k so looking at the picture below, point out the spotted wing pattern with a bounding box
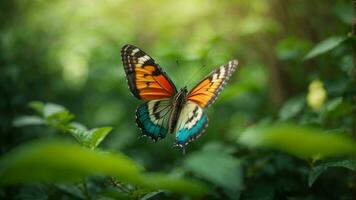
[187,60,238,108]
[174,102,208,147]
[121,44,177,100]
[136,99,173,141]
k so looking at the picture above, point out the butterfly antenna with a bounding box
[183,63,209,88]
[175,59,185,87]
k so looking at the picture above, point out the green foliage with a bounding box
[308,159,356,187]
[0,139,208,197]
[239,124,356,158]
[278,96,305,121]
[5,101,210,198]
[0,140,143,184]
[14,102,77,132]
[70,127,112,149]
[184,144,242,191]
[1,0,356,199]
[303,36,346,60]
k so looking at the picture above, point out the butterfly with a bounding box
[121,44,238,151]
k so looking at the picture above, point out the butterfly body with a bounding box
[168,87,187,134]
[121,44,238,149]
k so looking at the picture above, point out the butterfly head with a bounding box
[173,86,188,104]
[181,86,188,94]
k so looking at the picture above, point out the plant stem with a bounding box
[109,176,131,193]
[82,178,91,200]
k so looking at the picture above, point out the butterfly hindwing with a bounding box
[136,99,173,141]
[121,44,177,100]
[187,60,238,108]
[174,101,208,147]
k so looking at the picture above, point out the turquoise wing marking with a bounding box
[175,102,208,147]
[136,99,172,141]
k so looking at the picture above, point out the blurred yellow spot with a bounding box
[307,80,326,111]
[61,54,88,88]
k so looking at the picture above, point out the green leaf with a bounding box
[238,124,356,158]
[279,96,305,120]
[320,97,353,120]
[308,159,356,187]
[13,116,44,127]
[69,122,88,131]
[139,191,163,200]
[303,36,346,60]
[0,139,143,184]
[28,101,45,115]
[0,139,208,197]
[276,37,311,60]
[184,148,242,191]
[138,173,209,197]
[70,127,113,149]
[99,189,131,200]
[43,103,67,118]
[44,111,75,133]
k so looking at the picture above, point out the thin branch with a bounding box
[108,176,131,194]
[81,178,91,200]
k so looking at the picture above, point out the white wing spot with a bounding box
[212,73,218,81]
[138,55,150,64]
[219,66,225,78]
[131,48,139,56]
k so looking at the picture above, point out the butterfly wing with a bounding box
[174,101,208,147]
[136,99,173,141]
[187,60,238,108]
[121,44,177,100]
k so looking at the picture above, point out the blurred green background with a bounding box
[1,0,355,199]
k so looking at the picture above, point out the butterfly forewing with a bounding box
[121,44,177,100]
[187,60,238,108]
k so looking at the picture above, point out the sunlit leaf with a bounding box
[184,149,242,191]
[69,122,88,131]
[308,159,356,187]
[43,103,67,118]
[13,116,44,127]
[0,139,143,185]
[238,124,356,158]
[0,139,208,197]
[70,127,113,149]
[303,36,346,60]
[28,101,45,115]
[46,111,75,124]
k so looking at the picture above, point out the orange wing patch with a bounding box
[121,45,177,100]
[187,60,238,108]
